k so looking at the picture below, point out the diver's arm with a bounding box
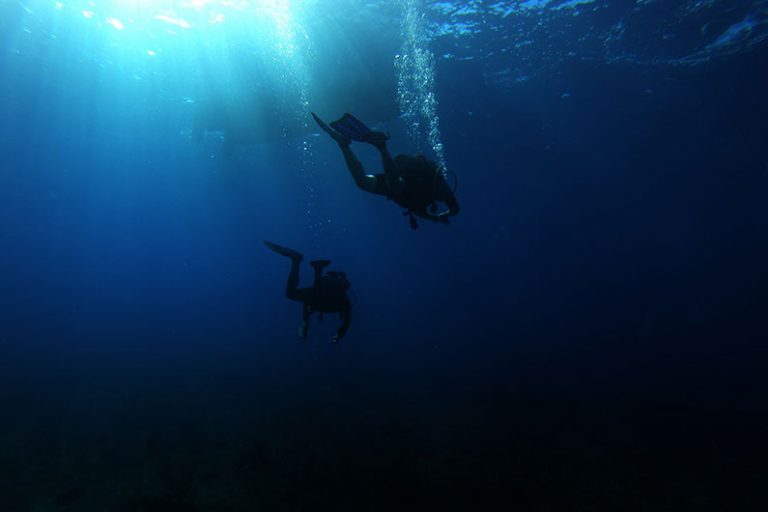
[411,179,460,224]
[442,187,460,217]
[339,144,381,194]
[333,302,351,343]
[439,176,460,216]
[432,177,460,223]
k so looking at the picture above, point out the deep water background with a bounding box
[1,1,767,511]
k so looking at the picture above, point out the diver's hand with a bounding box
[433,213,450,225]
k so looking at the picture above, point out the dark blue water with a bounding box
[1,1,767,510]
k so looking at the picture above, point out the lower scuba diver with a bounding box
[311,112,460,229]
[264,241,352,343]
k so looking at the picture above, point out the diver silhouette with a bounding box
[312,112,460,229]
[264,241,352,343]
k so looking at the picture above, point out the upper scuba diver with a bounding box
[264,241,352,343]
[311,112,460,229]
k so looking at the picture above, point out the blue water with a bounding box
[2,1,767,510]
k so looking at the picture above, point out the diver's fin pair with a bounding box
[330,113,373,142]
[311,112,376,143]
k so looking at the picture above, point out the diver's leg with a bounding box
[338,145,385,194]
[298,304,311,339]
[285,258,303,301]
[369,139,403,193]
[371,138,396,175]
[264,241,305,300]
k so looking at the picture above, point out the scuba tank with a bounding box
[393,155,453,229]
[313,271,351,312]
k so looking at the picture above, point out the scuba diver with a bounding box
[312,112,460,229]
[264,241,352,343]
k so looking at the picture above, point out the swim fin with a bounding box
[312,112,351,146]
[310,259,332,270]
[264,240,303,262]
[329,113,374,142]
[311,112,334,136]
